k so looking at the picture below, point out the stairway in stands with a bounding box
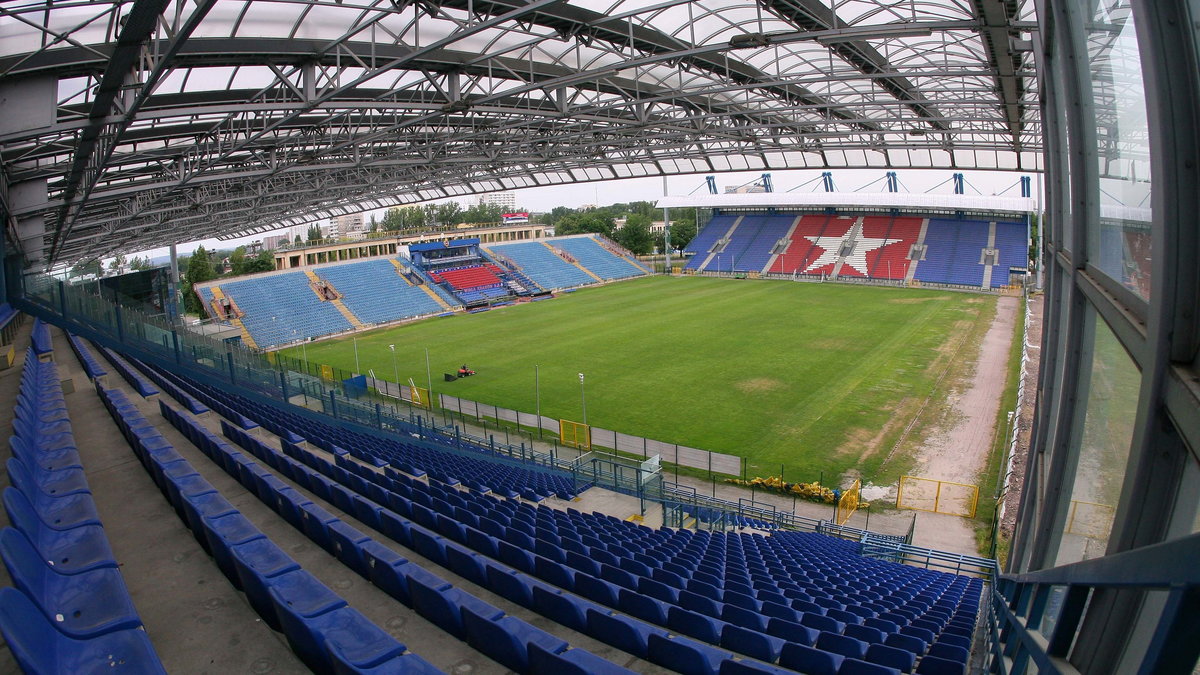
[209,285,258,349]
[302,269,365,329]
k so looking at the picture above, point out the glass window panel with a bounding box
[1055,309,1140,566]
[1087,0,1152,301]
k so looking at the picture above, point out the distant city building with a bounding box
[480,192,517,209]
[332,213,365,237]
[262,234,289,250]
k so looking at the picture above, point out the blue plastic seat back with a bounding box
[312,606,406,671]
[721,604,767,632]
[7,457,90,497]
[0,587,166,675]
[8,486,102,531]
[586,608,658,658]
[409,575,469,638]
[936,633,972,650]
[717,658,796,674]
[0,528,143,639]
[531,586,588,632]
[841,658,903,675]
[817,631,868,659]
[666,606,726,645]
[866,643,917,673]
[5,492,115,575]
[720,624,785,662]
[885,632,928,655]
[328,521,371,578]
[845,623,888,645]
[618,587,669,625]
[914,655,965,675]
[268,569,348,619]
[779,642,844,675]
[463,608,569,673]
[528,640,636,675]
[766,616,818,646]
[647,632,733,675]
[927,643,970,664]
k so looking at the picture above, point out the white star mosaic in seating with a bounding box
[803,231,892,275]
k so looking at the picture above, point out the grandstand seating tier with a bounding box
[486,242,597,290]
[315,259,444,326]
[555,236,646,281]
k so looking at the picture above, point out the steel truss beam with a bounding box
[0,0,1038,266]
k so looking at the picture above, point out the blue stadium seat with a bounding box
[647,632,733,675]
[360,541,413,605]
[486,564,535,607]
[817,631,868,659]
[274,600,405,674]
[6,456,90,497]
[532,586,589,632]
[527,641,636,675]
[765,616,818,645]
[445,546,488,586]
[0,528,142,639]
[717,659,797,675]
[779,642,845,675]
[329,521,372,577]
[409,575,502,639]
[618,587,670,625]
[586,608,664,658]
[298,502,340,553]
[846,624,887,645]
[230,537,302,630]
[4,485,101,531]
[667,606,727,644]
[4,488,115,575]
[841,658,902,675]
[885,632,929,656]
[935,634,972,650]
[719,624,785,662]
[201,512,267,587]
[926,643,970,664]
[0,587,166,675]
[866,643,917,673]
[914,655,965,675]
[721,604,767,632]
[462,607,570,672]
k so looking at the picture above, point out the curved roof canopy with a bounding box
[0,0,1038,267]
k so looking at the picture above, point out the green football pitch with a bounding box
[283,276,995,484]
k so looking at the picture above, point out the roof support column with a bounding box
[0,76,55,269]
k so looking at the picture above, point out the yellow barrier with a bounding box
[559,419,591,450]
[896,475,979,518]
[836,479,861,526]
[1065,500,1115,539]
[320,364,335,381]
[410,385,432,409]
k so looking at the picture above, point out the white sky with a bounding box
[135,167,1041,262]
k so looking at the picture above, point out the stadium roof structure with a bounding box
[656,191,1037,215]
[0,0,1039,268]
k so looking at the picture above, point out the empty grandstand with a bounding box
[193,234,651,349]
[675,195,1030,290]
